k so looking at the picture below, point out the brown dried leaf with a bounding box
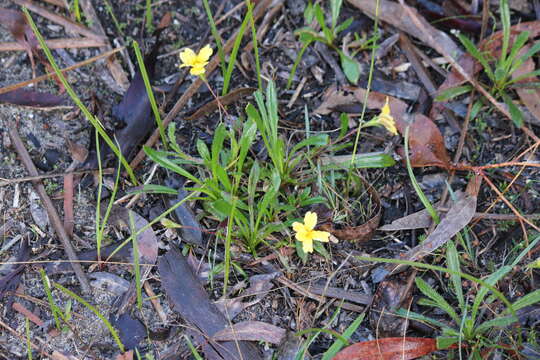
[158,246,262,359]
[105,206,158,264]
[347,0,461,59]
[400,113,451,169]
[333,337,440,360]
[213,321,286,345]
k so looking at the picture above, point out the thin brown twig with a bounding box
[0,168,114,187]
[0,47,124,95]
[7,123,91,293]
[0,37,105,51]
[480,171,540,232]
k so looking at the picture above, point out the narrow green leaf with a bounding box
[435,85,473,102]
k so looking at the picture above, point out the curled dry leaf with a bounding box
[333,337,441,360]
[511,43,540,125]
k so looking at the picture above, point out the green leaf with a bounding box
[290,134,329,156]
[415,277,460,323]
[436,336,459,349]
[128,184,178,195]
[339,113,349,138]
[322,313,365,360]
[304,1,314,23]
[340,53,360,84]
[471,265,512,321]
[502,93,523,127]
[446,241,464,309]
[458,34,495,82]
[330,0,343,30]
[435,85,473,102]
[474,315,518,335]
[144,146,200,185]
[510,289,540,311]
[322,153,395,170]
[335,17,353,35]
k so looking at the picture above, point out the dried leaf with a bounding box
[382,178,479,277]
[333,337,440,360]
[158,246,262,359]
[63,173,74,237]
[165,177,203,247]
[400,113,451,169]
[347,0,461,59]
[0,88,67,107]
[213,321,286,345]
[105,206,158,264]
[512,43,540,125]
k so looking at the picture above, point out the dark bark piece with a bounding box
[158,246,262,360]
[0,238,29,308]
[165,177,204,247]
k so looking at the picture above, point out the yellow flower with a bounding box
[292,211,330,253]
[179,44,213,76]
[378,97,398,135]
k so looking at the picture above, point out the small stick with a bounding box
[0,47,124,95]
[8,123,91,293]
[0,168,113,187]
[0,37,105,51]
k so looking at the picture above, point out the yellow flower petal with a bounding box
[292,222,306,232]
[379,115,398,135]
[179,48,196,67]
[295,230,310,243]
[303,211,317,230]
[311,230,330,242]
[197,44,213,62]
[190,65,206,76]
[381,97,391,116]
[302,238,314,253]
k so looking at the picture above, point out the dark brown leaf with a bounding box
[346,0,462,59]
[0,88,67,107]
[213,321,286,344]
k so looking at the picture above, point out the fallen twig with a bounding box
[0,47,124,96]
[8,123,91,293]
[0,37,105,51]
